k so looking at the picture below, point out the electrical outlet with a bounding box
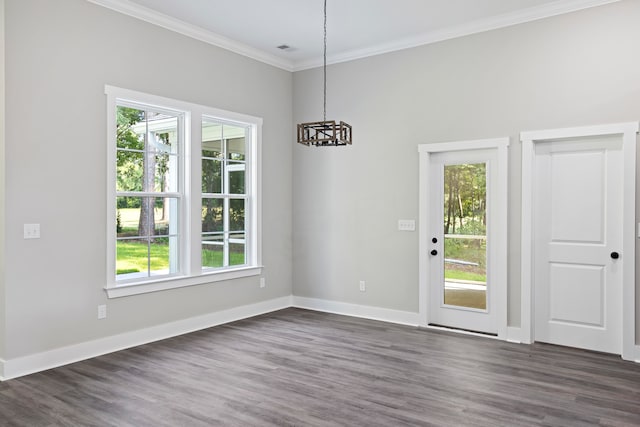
[98,305,107,319]
[260,278,266,288]
[359,280,366,292]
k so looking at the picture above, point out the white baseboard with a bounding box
[1,296,292,381]
[506,326,522,343]
[3,295,635,381]
[292,296,420,326]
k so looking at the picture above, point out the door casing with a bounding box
[520,122,638,360]
[419,138,509,339]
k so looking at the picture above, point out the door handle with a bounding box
[430,250,438,256]
[432,237,438,243]
[611,251,620,259]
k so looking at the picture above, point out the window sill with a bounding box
[104,266,263,298]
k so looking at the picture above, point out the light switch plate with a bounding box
[398,219,415,231]
[24,223,41,239]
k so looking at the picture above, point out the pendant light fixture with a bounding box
[297,0,352,146]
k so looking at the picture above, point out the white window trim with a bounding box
[105,85,262,298]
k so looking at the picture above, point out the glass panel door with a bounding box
[442,163,487,310]
[424,143,506,336]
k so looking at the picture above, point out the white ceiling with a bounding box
[90,0,618,71]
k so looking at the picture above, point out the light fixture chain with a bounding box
[296,0,351,146]
[323,0,327,122]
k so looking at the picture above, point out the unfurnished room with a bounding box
[0,0,640,425]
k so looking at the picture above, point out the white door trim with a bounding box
[418,138,509,340]
[520,122,638,360]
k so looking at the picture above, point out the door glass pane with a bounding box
[443,163,487,310]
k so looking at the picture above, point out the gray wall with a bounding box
[3,0,292,359]
[292,0,640,332]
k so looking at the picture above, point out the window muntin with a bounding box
[201,120,248,270]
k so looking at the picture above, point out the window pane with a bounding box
[116,196,144,238]
[202,159,222,194]
[228,162,245,194]
[116,107,145,150]
[117,238,149,278]
[153,197,179,236]
[117,151,143,192]
[116,234,179,280]
[202,234,223,268]
[202,140,223,158]
[116,235,179,280]
[119,196,178,239]
[117,109,180,195]
[229,232,245,266]
[118,153,178,193]
[138,197,156,238]
[116,236,177,279]
[202,121,223,158]
[146,114,179,154]
[149,237,171,277]
[227,137,246,161]
[229,199,245,232]
[153,153,178,192]
[134,152,178,194]
[202,198,223,232]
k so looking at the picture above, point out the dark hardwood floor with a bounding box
[1,308,639,426]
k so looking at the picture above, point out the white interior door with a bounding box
[427,148,501,335]
[533,136,623,353]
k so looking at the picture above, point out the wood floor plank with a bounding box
[1,308,640,426]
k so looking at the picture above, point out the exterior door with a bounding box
[533,135,623,353]
[426,147,504,335]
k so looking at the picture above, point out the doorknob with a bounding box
[432,237,438,243]
[611,252,620,259]
[430,250,438,256]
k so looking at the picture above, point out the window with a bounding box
[115,105,182,281]
[201,120,248,269]
[106,86,262,298]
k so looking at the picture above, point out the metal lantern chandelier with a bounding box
[297,0,352,147]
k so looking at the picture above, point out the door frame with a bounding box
[520,122,638,360]
[418,138,509,339]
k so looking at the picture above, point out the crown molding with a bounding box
[87,0,619,73]
[293,0,620,70]
[86,0,296,71]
